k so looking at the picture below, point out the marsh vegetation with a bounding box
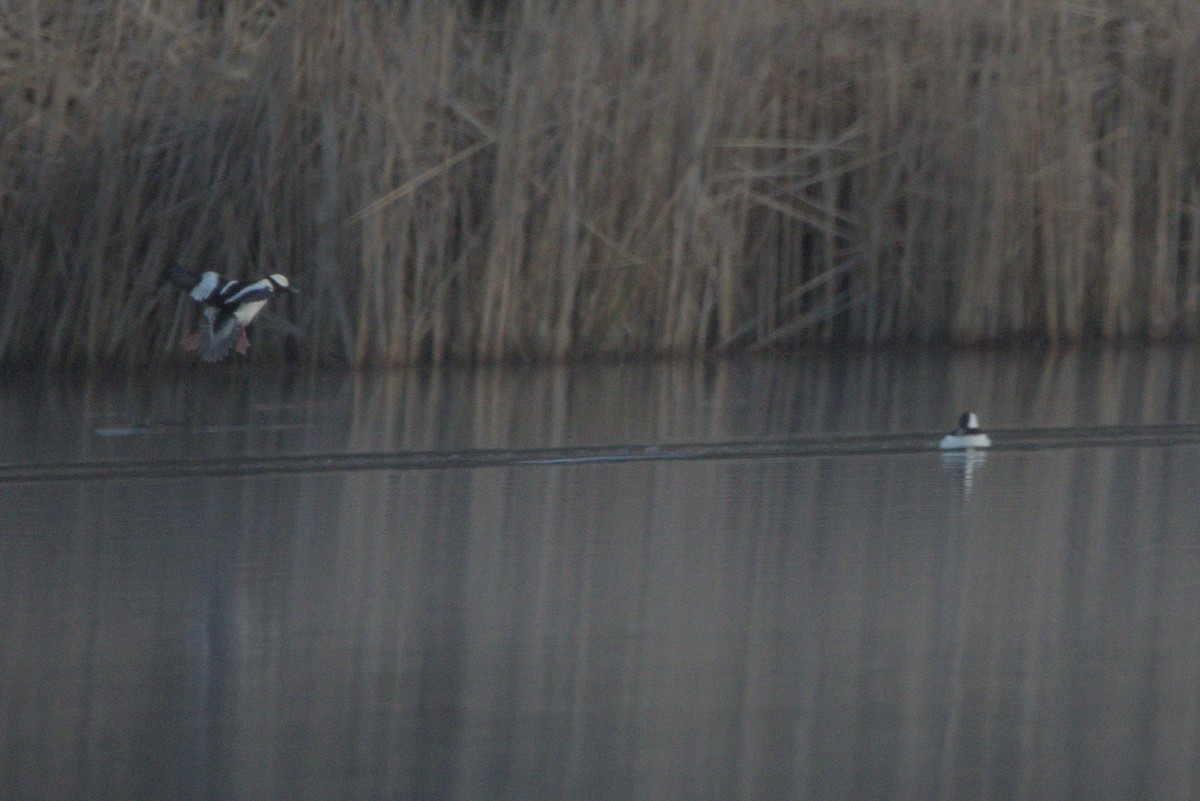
[0,0,1195,366]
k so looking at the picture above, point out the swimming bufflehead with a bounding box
[166,263,298,362]
[939,412,992,449]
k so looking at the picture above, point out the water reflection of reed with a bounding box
[3,349,1200,799]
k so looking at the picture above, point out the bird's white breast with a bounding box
[234,299,269,326]
[939,432,992,450]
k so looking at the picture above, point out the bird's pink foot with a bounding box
[181,331,201,352]
[235,328,251,355]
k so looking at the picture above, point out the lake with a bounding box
[2,347,1200,800]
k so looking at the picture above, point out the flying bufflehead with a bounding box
[939,412,992,449]
[166,263,298,362]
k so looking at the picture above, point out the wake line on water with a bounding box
[1,423,1199,484]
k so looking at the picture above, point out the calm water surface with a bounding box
[3,348,1200,800]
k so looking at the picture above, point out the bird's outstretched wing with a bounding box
[165,263,228,304]
[197,310,242,363]
[220,284,272,306]
[163,262,203,292]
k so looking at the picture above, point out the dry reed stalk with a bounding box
[0,0,1198,368]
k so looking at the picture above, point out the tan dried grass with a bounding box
[0,0,1194,367]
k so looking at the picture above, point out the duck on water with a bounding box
[939,412,992,450]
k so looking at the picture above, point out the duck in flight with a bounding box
[166,263,298,362]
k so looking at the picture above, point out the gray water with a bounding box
[3,347,1200,800]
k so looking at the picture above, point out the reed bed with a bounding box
[0,0,1197,367]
